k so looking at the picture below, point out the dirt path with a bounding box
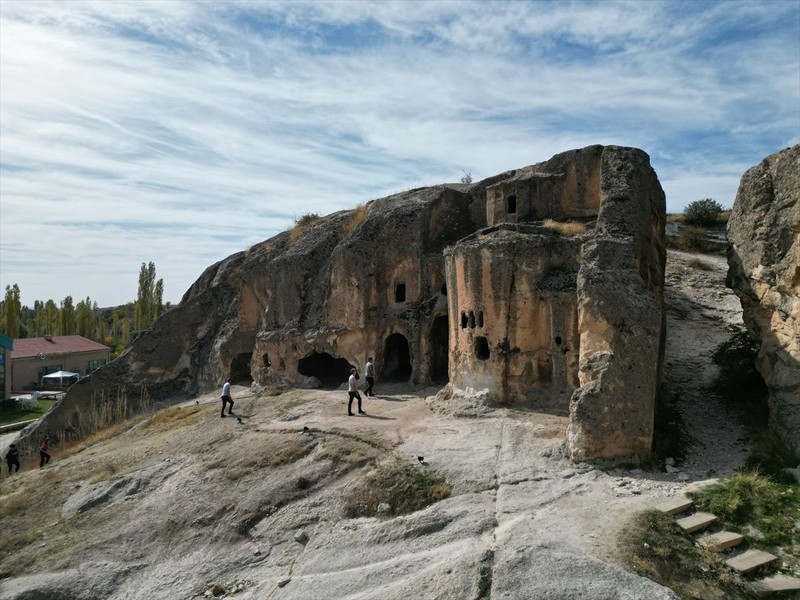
[663,250,750,478]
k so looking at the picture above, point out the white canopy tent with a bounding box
[41,370,80,386]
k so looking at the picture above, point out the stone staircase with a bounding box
[656,497,800,596]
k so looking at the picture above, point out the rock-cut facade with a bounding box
[20,145,667,462]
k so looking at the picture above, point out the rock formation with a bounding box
[726,144,800,451]
[18,145,666,462]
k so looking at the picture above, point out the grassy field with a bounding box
[0,399,57,426]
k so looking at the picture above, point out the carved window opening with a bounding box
[507,195,517,214]
[475,336,490,360]
[395,283,406,303]
[554,336,562,346]
[478,311,484,328]
[440,284,447,296]
[461,312,468,329]
[468,311,476,329]
[262,353,271,367]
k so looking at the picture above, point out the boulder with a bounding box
[726,144,800,451]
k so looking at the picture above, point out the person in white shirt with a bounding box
[220,378,234,418]
[347,368,365,416]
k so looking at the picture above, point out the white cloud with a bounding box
[1,0,798,306]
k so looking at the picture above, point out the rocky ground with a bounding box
[0,249,750,600]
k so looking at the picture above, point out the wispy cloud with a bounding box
[1,0,798,306]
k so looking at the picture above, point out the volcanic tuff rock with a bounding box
[726,144,800,451]
[17,145,665,463]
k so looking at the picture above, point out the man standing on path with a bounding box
[348,368,365,416]
[6,443,20,475]
[39,437,51,468]
[220,378,234,418]
[365,357,376,397]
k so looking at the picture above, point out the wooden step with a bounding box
[696,530,744,552]
[751,574,800,596]
[655,497,693,515]
[726,549,778,574]
[677,512,717,533]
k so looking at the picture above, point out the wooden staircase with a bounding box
[655,497,799,596]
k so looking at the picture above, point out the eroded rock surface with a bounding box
[726,144,800,450]
[19,145,665,463]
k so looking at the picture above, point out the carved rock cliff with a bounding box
[18,145,666,463]
[727,144,800,450]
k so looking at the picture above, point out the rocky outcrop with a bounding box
[18,145,665,463]
[726,145,800,451]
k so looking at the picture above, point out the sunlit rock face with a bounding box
[22,145,666,464]
[726,145,800,452]
[444,146,666,462]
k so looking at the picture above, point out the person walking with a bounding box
[5,444,20,475]
[364,357,376,397]
[347,368,365,416]
[220,378,234,418]
[39,437,51,468]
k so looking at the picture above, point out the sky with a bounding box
[1,0,798,308]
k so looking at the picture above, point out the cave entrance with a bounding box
[382,333,412,382]
[298,352,353,388]
[429,316,449,384]
[230,353,253,383]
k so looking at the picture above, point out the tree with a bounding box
[135,262,164,330]
[460,170,473,184]
[1,284,21,338]
[44,299,58,335]
[59,296,75,335]
[684,198,724,227]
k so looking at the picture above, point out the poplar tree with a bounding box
[1,284,22,338]
[135,262,164,330]
[59,296,76,335]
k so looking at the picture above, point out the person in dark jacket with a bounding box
[6,444,20,475]
[39,437,51,468]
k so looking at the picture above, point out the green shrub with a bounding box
[620,510,741,598]
[684,198,724,226]
[673,226,712,252]
[690,472,799,548]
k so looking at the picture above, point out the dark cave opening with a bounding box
[382,333,412,382]
[297,352,353,388]
[430,316,449,384]
[230,353,253,383]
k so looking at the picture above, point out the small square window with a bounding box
[395,283,406,303]
[507,195,517,214]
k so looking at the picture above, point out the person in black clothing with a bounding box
[39,437,51,468]
[6,444,20,475]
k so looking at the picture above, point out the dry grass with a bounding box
[203,433,318,481]
[686,258,714,271]
[542,219,586,236]
[342,203,367,236]
[289,213,320,243]
[666,213,688,223]
[87,461,120,485]
[138,405,204,433]
[342,459,451,518]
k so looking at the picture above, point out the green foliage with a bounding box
[1,284,22,338]
[684,198,724,226]
[620,510,744,598]
[135,261,163,331]
[745,430,800,484]
[690,473,800,549]
[343,460,451,518]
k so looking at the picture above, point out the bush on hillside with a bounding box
[684,199,724,227]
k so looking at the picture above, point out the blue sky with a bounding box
[1,0,798,307]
